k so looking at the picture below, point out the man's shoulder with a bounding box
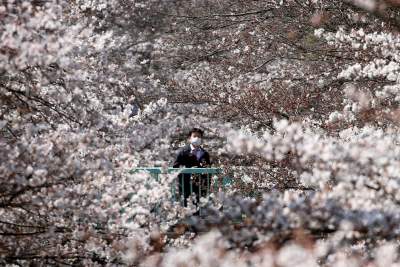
[178,144,191,154]
[200,147,209,154]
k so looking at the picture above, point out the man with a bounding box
[173,128,211,206]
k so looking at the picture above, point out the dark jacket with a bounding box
[173,144,211,168]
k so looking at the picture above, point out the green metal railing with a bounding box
[130,167,232,206]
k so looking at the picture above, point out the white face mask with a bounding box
[190,136,202,146]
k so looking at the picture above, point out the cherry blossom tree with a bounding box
[3,0,400,266]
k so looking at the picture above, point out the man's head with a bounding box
[187,128,204,147]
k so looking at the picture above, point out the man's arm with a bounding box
[173,149,184,168]
[203,151,211,166]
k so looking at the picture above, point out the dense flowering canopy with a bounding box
[2,0,400,266]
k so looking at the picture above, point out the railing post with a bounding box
[190,175,193,203]
[181,174,185,206]
[207,173,209,198]
[172,177,176,202]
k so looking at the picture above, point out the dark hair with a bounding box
[187,127,204,138]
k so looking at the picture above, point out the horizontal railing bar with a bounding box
[130,167,163,174]
[130,167,222,174]
[169,168,221,174]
